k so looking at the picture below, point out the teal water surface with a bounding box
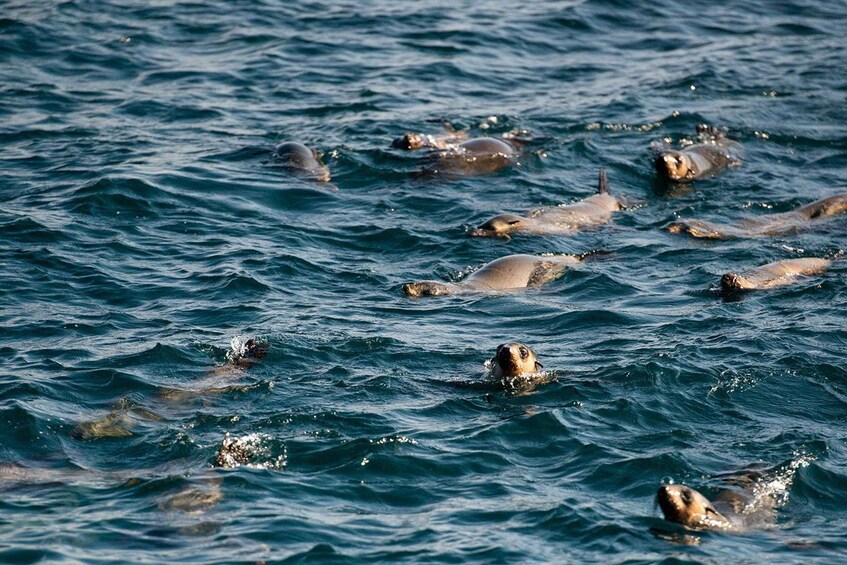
[1,0,847,563]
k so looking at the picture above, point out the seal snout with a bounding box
[656,152,688,181]
[720,273,749,293]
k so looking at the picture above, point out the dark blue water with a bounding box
[2,0,846,562]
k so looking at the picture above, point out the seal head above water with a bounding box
[654,125,742,182]
[488,343,543,379]
[656,485,734,531]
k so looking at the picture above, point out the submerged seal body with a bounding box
[656,485,735,531]
[655,125,742,182]
[403,253,582,297]
[273,142,330,182]
[720,258,830,292]
[427,136,519,177]
[470,169,621,238]
[669,193,847,239]
[488,343,543,379]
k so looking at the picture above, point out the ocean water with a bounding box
[1,0,846,562]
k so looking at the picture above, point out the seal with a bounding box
[720,258,830,292]
[392,128,468,150]
[656,485,735,531]
[160,338,270,401]
[488,343,543,379]
[403,253,586,297]
[470,169,622,238]
[669,193,847,239]
[71,398,163,440]
[654,125,742,182]
[427,136,520,177]
[272,141,330,182]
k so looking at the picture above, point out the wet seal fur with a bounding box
[392,127,468,151]
[426,136,522,177]
[470,169,622,238]
[272,141,331,182]
[654,125,742,182]
[669,194,847,239]
[656,485,736,531]
[403,252,597,297]
[720,258,830,293]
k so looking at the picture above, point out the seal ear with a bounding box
[534,361,544,371]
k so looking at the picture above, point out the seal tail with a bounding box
[598,168,609,194]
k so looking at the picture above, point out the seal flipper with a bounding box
[598,168,609,194]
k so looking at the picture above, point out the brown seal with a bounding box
[654,125,742,182]
[403,253,586,297]
[470,169,622,238]
[273,142,331,182]
[656,485,735,531]
[720,258,830,292]
[488,343,543,379]
[669,193,847,239]
[427,136,521,177]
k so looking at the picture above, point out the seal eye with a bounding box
[519,346,528,359]
[681,491,692,504]
[507,220,521,225]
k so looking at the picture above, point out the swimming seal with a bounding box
[656,485,735,531]
[71,398,162,440]
[720,258,830,293]
[272,142,331,182]
[160,338,269,401]
[427,136,520,177]
[669,193,847,239]
[654,125,742,182]
[488,343,543,379]
[392,128,468,150]
[470,169,622,238]
[403,253,586,297]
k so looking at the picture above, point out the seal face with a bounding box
[656,485,733,531]
[488,343,543,379]
[470,214,532,238]
[656,151,692,181]
[402,281,455,297]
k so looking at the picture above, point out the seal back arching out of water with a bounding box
[654,125,742,182]
[668,193,847,239]
[720,258,830,293]
[427,136,520,177]
[403,253,588,297]
[470,169,622,238]
[656,485,735,531]
[272,141,331,182]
